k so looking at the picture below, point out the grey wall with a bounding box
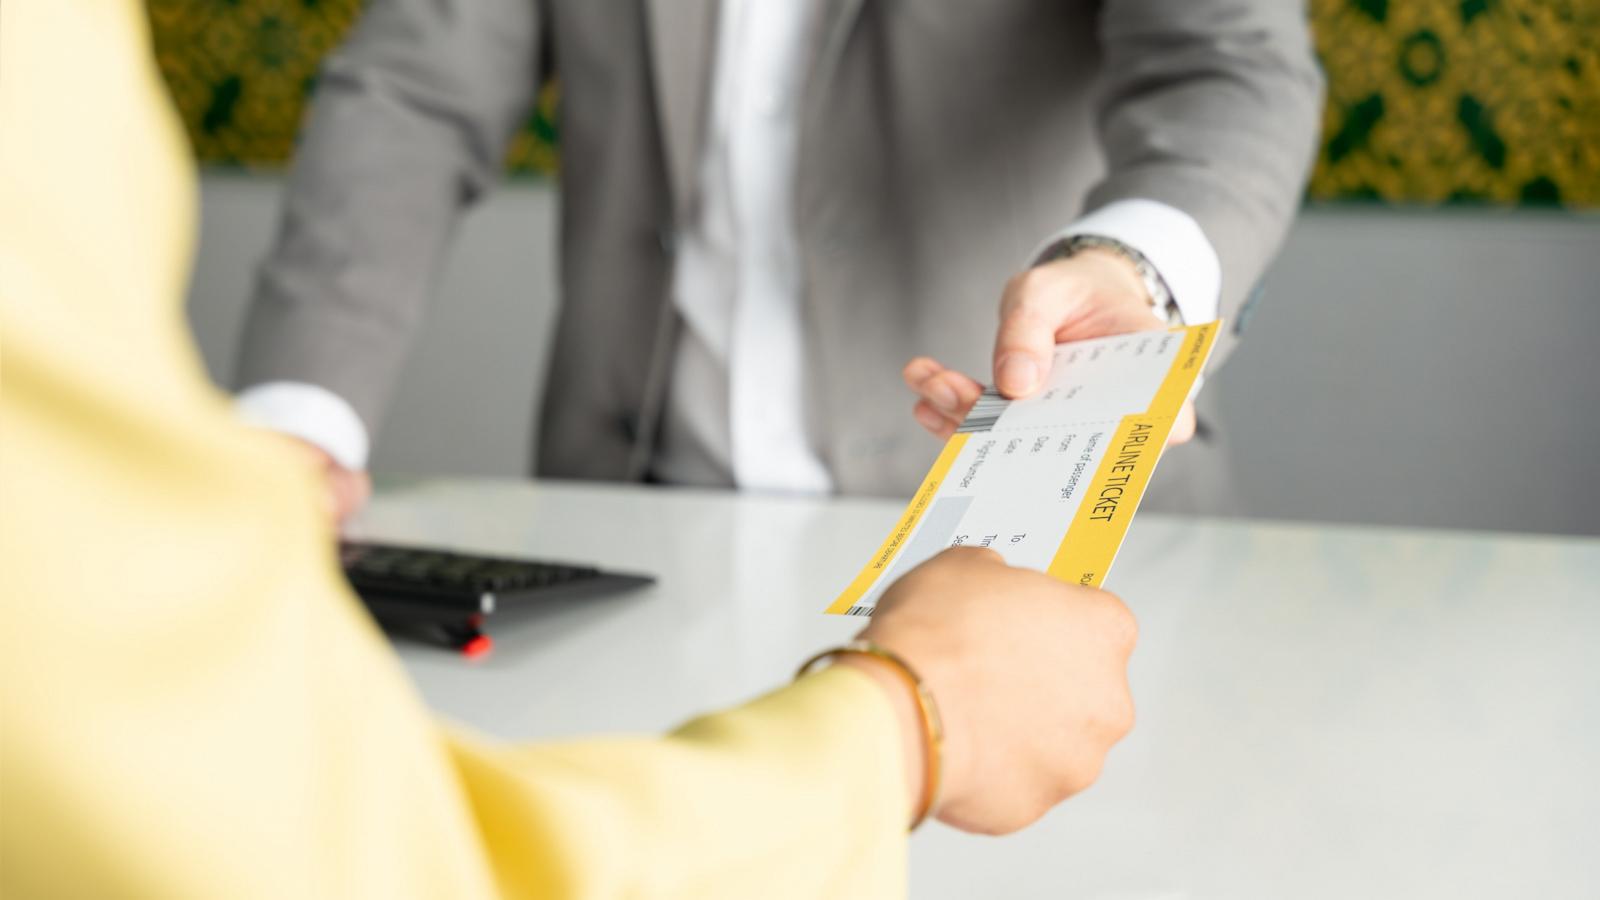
[1207,209,1600,537]
[186,174,1600,536]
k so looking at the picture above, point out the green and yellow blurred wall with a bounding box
[147,0,1597,206]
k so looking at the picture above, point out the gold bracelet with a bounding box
[797,640,944,831]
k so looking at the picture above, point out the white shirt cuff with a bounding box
[236,382,370,471]
[1032,198,1222,327]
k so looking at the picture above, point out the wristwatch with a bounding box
[1042,234,1181,326]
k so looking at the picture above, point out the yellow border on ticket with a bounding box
[1148,321,1219,418]
[1047,321,1219,587]
[825,433,970,614]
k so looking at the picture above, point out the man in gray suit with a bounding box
[235,0,1323,516]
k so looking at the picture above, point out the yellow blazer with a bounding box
[0,2,906,896]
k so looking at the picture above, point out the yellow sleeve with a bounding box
[0,2,907,898]
[449,666,907,899]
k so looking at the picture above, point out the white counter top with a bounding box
[355,478,1600,899]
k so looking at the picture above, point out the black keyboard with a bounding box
[340,540,654,655]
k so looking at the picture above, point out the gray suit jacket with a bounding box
[236,0,1323,498]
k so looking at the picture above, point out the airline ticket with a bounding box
[826,322,1220,616]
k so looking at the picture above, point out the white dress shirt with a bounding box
[238,1,1222,488]
[649,0,831,493]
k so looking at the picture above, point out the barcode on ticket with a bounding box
[956,387,1009,433]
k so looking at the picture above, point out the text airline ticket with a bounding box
[826,321,1220,616]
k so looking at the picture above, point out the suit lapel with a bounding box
[642,0,717,218]
[809,0,866,100]
[642,0,865,220]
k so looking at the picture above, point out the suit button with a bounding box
[1236,284,1265,335]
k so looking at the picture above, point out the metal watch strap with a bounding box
[1044,234,1181,325]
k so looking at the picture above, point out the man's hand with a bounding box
[848,548,1137,834]
[279,436,372,525]
[903,248,1195,444]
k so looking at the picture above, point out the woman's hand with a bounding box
[850,548,1138,834]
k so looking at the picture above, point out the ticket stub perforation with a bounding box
[826,322,1220,615]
